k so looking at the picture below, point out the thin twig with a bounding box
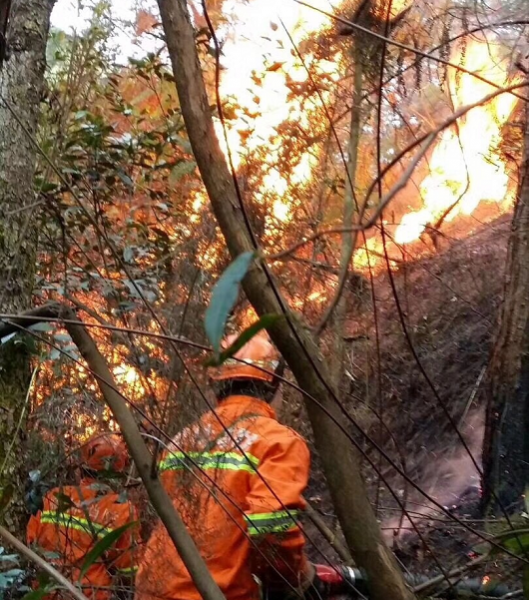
[459,366,487,428]
[0,366,37,475]
[316,40,364,334]
[270,133,436,261]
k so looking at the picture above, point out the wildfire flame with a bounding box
[371,0,413,21]
[215,8,518,279]
[394,38,518,245]
[216,0,338,223]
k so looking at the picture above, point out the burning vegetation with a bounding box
[0,0,528,597]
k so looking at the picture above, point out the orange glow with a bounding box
[215,0,339,225]
[372,0,412,21]
[395,38,518,245]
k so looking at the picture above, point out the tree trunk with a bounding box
[482,101,529,513]
[0,0,56,534]
[156,2,414,599]
[329,45,363,391]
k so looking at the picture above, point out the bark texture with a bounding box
[0,0,55,533]
[482,103,529,511]
[157,2,414,599]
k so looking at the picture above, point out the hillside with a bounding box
[290,212,513,575]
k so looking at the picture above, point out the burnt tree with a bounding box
[483,102,529,512]
[0,0,56,533]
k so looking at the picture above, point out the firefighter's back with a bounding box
[136,395,293,600]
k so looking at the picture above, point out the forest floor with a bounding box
[288,210,526,593]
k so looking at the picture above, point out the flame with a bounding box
[372,0,412,21]
[395,38,518,245]
[215,0,339,224]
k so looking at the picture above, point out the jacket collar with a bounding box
[219,395,276,420]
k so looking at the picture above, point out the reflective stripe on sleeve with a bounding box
[244,510,300,536]
[40,511,112,538]
[159,451,259,474]
[116,566,138,575]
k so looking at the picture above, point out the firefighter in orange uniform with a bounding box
[135,332,359,600]
[27,433,140,600]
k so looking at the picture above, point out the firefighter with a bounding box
[27,433,140,600]
[135,332,359,600]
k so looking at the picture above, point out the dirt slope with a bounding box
[289,213,514,574]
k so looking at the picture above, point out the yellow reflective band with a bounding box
[159,451,259,474]
[117,566,138,574]
[244,510,300,536]
[41,511,112,538]
[224,358,279,369]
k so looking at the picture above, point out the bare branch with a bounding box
[294,0,529,103]
[156,1,415,598]
[269,133,436,261]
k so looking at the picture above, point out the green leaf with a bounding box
[472,540,491,556]
[168,160,196,185]
[42,182,60,193]
[491,528,529,555]
[2,568,23,578]
[79,521,137,581]
[21,586,51,600]
[501,531,529,554]
[117,170,134,189]
[0,333,16,344]
[172,135,192,153]
[53,333,71,343]
[28,323,53,333]
[204,252,255,354]
[123,246,134,263]
[205,314,283,367]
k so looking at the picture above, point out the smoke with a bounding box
[384,410,484,541]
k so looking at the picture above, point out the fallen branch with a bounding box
[413,554,487,594]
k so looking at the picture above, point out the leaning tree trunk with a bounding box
[0,0,56,534]
[482,102,529,513]
[156,2,415,599]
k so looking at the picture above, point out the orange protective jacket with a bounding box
[27,478,140,600]
[135,395,311,600]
